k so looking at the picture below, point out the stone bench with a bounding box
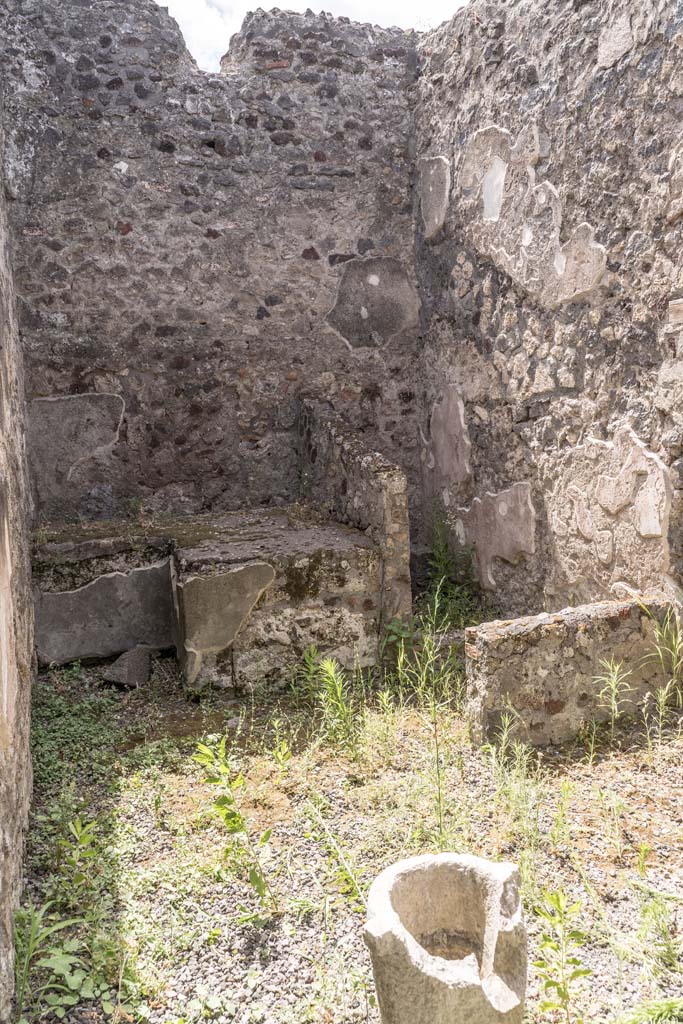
[32,409,412,691]
[465,597,672,746]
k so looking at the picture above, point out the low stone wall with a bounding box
[466,598,672,746]
[172,508,383,692]
[299,401,412,625]
[32,507,385,693]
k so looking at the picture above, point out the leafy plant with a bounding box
[637,889,682,975]
[533,889,592,1024]
[486,712,543,853]
[423,689,453,852]
[642,679,677,758]
[270,718,292,776]
[392,585,464,710]
[379,615,414,663]
[291,649,362,751]
[51,660,84,683]
[194,738,279,914]
[597,788,627,861]
[30,678,122,790]
[637,843,652,878]
[418,513,486,631]
[550,780,574,852]
[648,606,683,706]
[577,718,598,767]
[290,644,322,704]
[316,657,361,750]
[13,901,82,1021]
[55,817,99,910]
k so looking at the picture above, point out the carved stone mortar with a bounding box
[364,854,527,1024]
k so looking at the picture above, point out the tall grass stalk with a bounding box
[595,657,633,744]
[649,607,683,706]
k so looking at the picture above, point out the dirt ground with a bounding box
[21,657,683,1024]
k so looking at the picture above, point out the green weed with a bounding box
[418,513,487,631]
[194,737,279,915]
[533,889,592,1024]
[620,998,683,1024]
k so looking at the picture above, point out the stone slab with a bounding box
[35,559,174,665]
[174,562,275,690]
[103,645,152,688]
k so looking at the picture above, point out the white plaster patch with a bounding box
[545,426,672,604]
[113,161,129,174]
[459,124,606,309]
[482,156,508,222]
[456,482,536,590]
[367,274,380,286]
[360,306,369,320]
[597,13,634,69]
[668,299,683,325]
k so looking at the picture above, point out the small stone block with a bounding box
[103,646,151,689]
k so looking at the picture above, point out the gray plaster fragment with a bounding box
[174,561,275,689]
[35,559,174,665]
[327,257,419,347]
[419,156,450,240]
[28,393,124,519]
[454,483,535,590]
[424,385,472,507]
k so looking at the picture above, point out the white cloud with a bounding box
[155,0,464,72]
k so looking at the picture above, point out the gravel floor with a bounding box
[23,660,683,1024]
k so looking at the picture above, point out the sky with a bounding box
[155,0,465,72]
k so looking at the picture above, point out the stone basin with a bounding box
[364,853,527,1024]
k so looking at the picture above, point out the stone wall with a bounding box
[299,401,412,624]
[1,0,422,527]
[0,122,33,1019]
[466,598,670,746]
[415,0,683,613]
[7,0,683,615]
